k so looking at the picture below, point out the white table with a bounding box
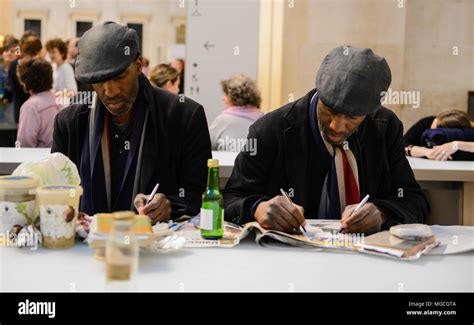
[406,157,474,226]
[0,148,236,176]
[0,148,52,175]
[407,157,474,182]
[0,239,472,292]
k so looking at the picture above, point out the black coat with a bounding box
[52,77,212,218]
[223,89,430,226]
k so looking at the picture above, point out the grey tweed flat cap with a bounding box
[75,21,139,84]
[316,46,391,116]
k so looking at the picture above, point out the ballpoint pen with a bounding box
[340,194,370,233]
[146,183,160,205]
[280,188,307,233]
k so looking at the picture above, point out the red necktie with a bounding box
[338,145,360,205]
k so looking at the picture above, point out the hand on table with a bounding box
[340,202,386,235]
[134,193,172,224]
[254,195,306,232]
[428,142,458,161]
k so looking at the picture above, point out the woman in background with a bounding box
[46,38,77,102]
[16,58,62,147]
[209,74,264,151]
[149,64,180,94]
[404,109,474,160]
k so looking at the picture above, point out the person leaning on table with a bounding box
[51,21,212,223]
[404,110,474,161]
[223,46,430,235]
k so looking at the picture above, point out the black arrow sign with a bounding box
[204,41,215,51]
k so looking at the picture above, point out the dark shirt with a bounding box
[2,65,13,103]
[108,118,133,207]
[8,59,30,123]
[107,80,146,210]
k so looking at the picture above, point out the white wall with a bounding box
[184,0,260,124]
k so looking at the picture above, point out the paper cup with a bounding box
[36,185,83,249]
[0,176,38,235]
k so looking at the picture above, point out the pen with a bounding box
[340,194,370,232]
[146,183,160,205]
[280,188,307,233]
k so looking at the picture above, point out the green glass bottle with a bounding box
[200,159,223,239]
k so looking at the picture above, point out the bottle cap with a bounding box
[207,159,219,168]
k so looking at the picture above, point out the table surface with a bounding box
[0,148,473,181]
[0,238,472,292]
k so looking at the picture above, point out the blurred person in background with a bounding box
[142,57,150,77]
[209,74,263,151]
[66,37,92,93]
[66,37,79,65]
[149,63,180,94]
[0,35,19,124]
[404,109,474,161]
[170,58,185,94]
[46,38,77,103]
[8,31,42,123]
[16,57,62,147]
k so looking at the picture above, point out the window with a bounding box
[76,21,92,37]
[176,23,186,44]
[24,19,41,38]
[127,23,143,53]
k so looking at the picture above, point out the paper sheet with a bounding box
[426,225,474,255]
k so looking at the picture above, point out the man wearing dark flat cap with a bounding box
[52,22,211,223]
[223,46,429,235]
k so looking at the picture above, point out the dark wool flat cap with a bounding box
[75,21,139,84]
[316,46,391,116]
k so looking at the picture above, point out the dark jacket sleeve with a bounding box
[166,105,212,218]
[404,116,435,147]
[222,122,274,225]
[372,115,430,226]
[51,111,69,155]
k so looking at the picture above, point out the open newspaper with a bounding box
[177,218,360,252]
[174,217,440,260]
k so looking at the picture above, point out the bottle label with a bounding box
[200,208,213,230]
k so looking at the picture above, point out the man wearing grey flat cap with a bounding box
[223,46,429,235]
[52,22,212,223]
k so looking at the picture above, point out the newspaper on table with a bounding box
[174,217,446,260]
[175,217,359,252]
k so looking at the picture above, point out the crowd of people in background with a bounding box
[0,30,472,161]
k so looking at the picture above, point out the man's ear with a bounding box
[135,55,143,73]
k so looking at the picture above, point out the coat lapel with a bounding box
[138,80,167,194]
[360,115,384,196]
[76,110,89,163]
[283,91,315,210]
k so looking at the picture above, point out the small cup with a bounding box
[36,185,83,249]
[0,176,39,234]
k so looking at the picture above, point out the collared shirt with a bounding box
[108,117,133,206]
[17,91,62,147]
